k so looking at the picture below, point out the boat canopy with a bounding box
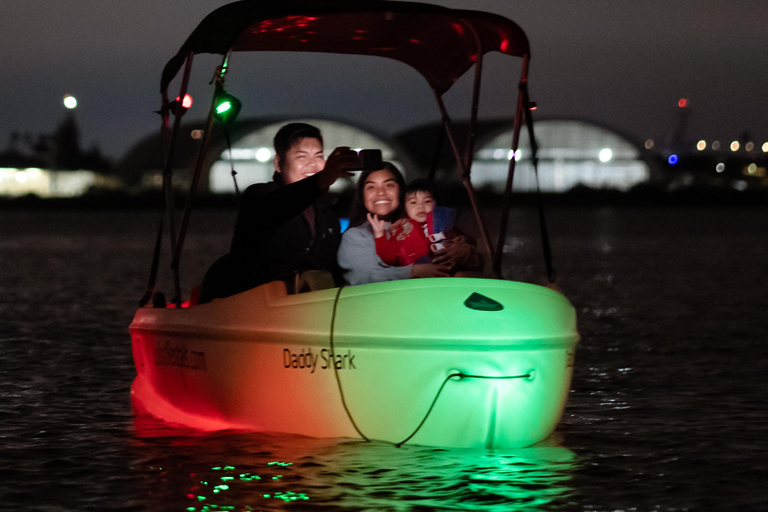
[161,0,529,95]
[148,0,552,308]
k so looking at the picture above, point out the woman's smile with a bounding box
[363,169,400,219]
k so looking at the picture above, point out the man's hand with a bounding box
[317,146,359,190]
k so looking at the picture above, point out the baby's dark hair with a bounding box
[404,178,439,202]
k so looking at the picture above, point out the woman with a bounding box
[338,163,479,286]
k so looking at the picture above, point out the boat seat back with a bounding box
[294,270,336,293]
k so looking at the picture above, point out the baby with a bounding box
[367,179,457,266]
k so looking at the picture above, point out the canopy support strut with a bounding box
[494,55,529,279]
[432,90,495,267]
[142,51,193,307]
[171,53,232,298]
[430,23,495,270]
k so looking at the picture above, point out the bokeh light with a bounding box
[255,147,272,162]
[696,140,706,151]
[63,94,77,109]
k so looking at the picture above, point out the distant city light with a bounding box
[507,149,521,161]
[668,154,679,165]
[493,148,506,160]
[678,98,688,108]
[15,171,28,183]
[762,142,768,153]
[747,163,757,175]
[730,141,740,152]
[716,163,725,173]
[63,94,77,109]
[745,141,754,152]
[644,139,654,149]
[190,129,204,140]
[255,147,272,162]
[696,140,706,151]
[226,148,256,160]
[598,148,613,162]
[712,141,721,150]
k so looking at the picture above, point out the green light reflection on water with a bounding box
[188,459,308,511]
[182,440,575,511]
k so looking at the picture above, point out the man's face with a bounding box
[404,191,434,224]
[276,137,325,184]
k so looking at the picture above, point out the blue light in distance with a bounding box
[668,154,679,165]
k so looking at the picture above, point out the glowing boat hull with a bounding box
[129,278,578,448]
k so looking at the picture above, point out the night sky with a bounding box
[3,0,767,160]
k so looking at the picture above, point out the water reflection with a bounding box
[131,415,576,511]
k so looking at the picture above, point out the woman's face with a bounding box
[363,169,400,218]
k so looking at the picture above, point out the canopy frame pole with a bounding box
[463,22,484,175]
[432,91,495,267]
[171,52,233,300]
[494,54,529,279]
[161,51,193,307]
[431,21,495,270]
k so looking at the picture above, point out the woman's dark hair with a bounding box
[273,122,323,169]
[348,162,406,227]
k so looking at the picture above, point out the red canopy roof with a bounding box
[161,0,529,95]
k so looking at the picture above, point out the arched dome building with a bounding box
[118,117,661,194]
[472,119,658,192]
[118,118,407,193]
[395,118,663,193]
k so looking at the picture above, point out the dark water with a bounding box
[1,206,766,511]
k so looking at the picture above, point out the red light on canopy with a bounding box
[169,94,193,116]
[500,39,509,52]
[678,98,688,108]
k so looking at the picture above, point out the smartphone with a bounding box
[358,149,383,171]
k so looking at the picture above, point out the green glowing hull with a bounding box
[129,278,578,448]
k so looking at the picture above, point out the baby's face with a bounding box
[405,191,434,223]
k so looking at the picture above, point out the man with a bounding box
[200,123,358,301]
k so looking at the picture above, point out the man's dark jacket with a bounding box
[199,173,340,302]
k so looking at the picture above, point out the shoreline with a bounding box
[1,187,766,211]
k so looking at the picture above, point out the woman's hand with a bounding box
[411,262,451,278]
[366,213,386,238]
[317,146,359,190]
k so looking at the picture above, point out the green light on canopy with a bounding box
[213,92,241,124]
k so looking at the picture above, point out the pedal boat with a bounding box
[130,0,580,448]
[130,277,577,448]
